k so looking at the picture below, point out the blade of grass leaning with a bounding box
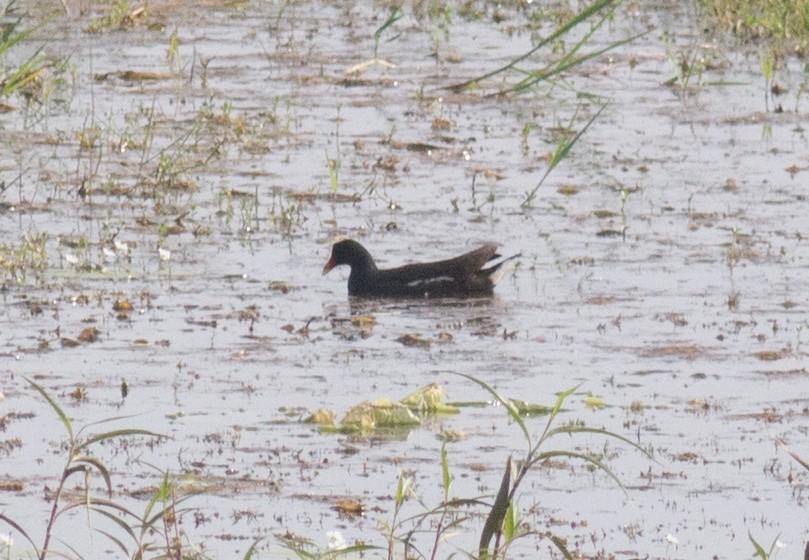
[511,30,648,94]
[374,6,402,46]
[0,513,41,557]
[748,531,768,560]
[451,371,531,452]
[479,456,512,555]
[531,449,628,494]
[140,472,170,530]
[0,17,40,57]
[71,455,113,495]
[242,538,263,560]
[522,103,606,208]
[448,0,618,92]
[543,424,654,461]
[85,504,139,543]
[323,544,383,558]
[79,428,165,450]
[1,47,46,97]
[55,537,85,560]
[776,438,809,471]
[25,377,74,440]
[534,383,581,444]
[550,534,576,560]
[95,528,130,558]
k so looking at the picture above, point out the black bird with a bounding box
[322,239,519,298]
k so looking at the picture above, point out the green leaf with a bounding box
[448,0,620,92]
[451,372,531,453]
[522,104,606,208]
[78,428,165,450]
[395,472,410,507]
[440,442,451,501]
[25,376,74,441]
[479,456,512,555]
[242,538,263,560]
[748,530,768,560]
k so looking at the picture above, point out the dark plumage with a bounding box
[322,239,519,298]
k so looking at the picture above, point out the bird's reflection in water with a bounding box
[324,296,510,342]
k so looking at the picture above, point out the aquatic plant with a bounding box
[0,231,48,287]
[521,102,606,208]
[0,379,186,560]
[373,6,402,59]
[369,375,653,559]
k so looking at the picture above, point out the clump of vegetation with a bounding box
[0,1,50,100]
[702,0,809,55]
[0,232,48,286]
[85,1,154,34]
[298,376,651,559]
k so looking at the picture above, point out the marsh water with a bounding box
[1,1,808,558]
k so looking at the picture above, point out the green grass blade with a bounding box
[479,456,512,555]
[395,472,410,507]
[448,0,619,91]
[140,471,169,529]
[512,30,648,93]
[451,371,531,451]
[502,499,516,543]
[374,6,402,44]
[534,384,581,444]
[78,428,165,450]
[532,449,628,493]
[440,442,451,501]
[748,531,768,560]
[543,424,654,461]
[522,103,606,208]
[242,538,263,560]
[25,376,74,440]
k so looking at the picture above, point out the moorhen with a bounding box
[322,239,519,298]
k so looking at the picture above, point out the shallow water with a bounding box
[1,1,808,558]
